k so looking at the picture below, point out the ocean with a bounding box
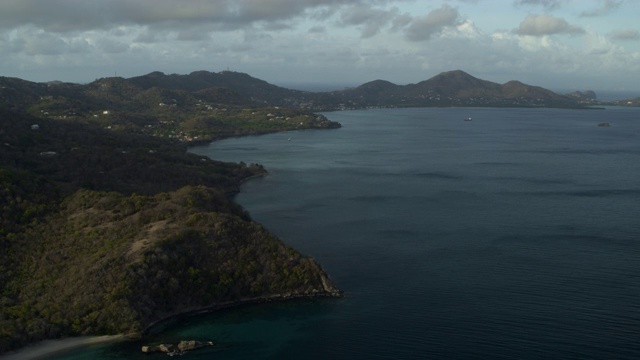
[52,107,640,359]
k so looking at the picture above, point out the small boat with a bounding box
[464,117,472,121]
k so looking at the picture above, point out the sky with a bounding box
[1,0,639,93]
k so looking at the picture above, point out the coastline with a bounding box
[143,285,342,335]
[0,125,340,359]
[0,335,125,360]
[0,280,341,360]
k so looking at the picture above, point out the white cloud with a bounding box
[442,20,482,39]
[514,14,585,36]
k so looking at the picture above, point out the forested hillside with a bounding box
[0,75,341,355]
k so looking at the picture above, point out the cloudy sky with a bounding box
[1,0,639,93]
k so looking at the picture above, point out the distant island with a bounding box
[0,69,637,356]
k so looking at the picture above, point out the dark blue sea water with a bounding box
[53,107,640,359]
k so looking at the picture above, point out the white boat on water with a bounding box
[464,117,472,121]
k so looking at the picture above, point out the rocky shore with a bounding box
[142,275,342,336]
[141,340,215,355]
[0,283,341,360]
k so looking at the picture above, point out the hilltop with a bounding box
[321,70,581,109]
[0,71,340,145]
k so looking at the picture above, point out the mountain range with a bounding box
[1,69,618,113]
[122,69,582,108]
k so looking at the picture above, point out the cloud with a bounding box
[308,25,326,34]
[1,0,639,92]
[133,29,170,44]
[94,37,130,54]
[580,0,622,17]
[338,5,404,38]
[7,27,90,56]
[391,12,413,31]
[0,0,379,33]
[0,0,108,32]
[513,0,566,10]
[514,14,585,36]
[405,4,461,41]
[445,20,482,39]
[610,29,640,41]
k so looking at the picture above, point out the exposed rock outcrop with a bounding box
[141,340,215,354]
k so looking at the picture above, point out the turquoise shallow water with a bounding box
[53,107,640,359]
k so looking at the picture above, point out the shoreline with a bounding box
[0,293,342,360]
[0,335,125,360]
[142,289,342,336]
[0,125,340,360]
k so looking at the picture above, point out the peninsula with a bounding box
[0,73,341,355]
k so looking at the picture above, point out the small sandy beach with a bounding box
[0,335,124,360]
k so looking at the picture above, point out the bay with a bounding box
[52,107,640,359]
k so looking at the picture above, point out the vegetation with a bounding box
[0,186,337,352]
[1,72,341,145]
[0,74,341,355]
